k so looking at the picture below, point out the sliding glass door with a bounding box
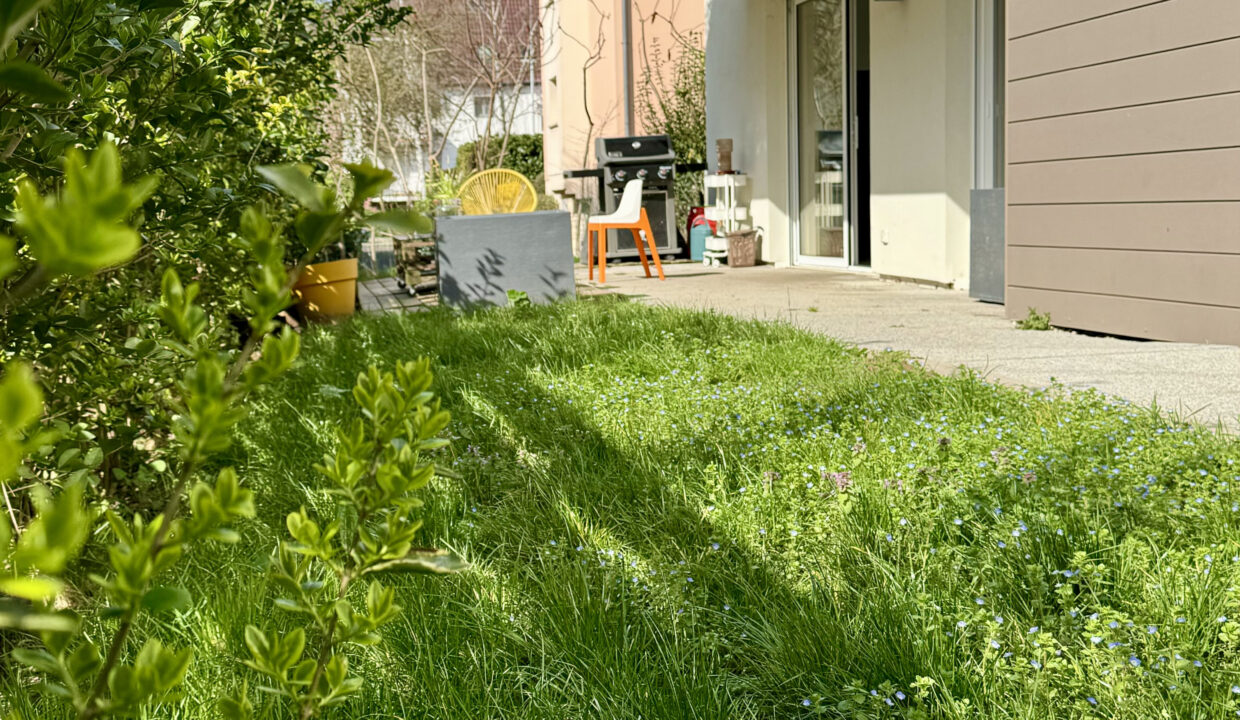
[793,0,850,265]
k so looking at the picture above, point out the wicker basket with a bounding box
[726,230,759,267]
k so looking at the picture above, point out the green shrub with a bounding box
[1016,307,1053,331]
[1,144,456,719]
[456,134,545,180]
[0,0,409,507]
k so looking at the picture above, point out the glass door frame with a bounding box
[788,0,860,268]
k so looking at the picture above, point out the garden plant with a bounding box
[6,1,1240,719]
[6,299,1227,718]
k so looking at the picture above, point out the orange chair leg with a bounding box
[598,228,607,284]
[587,227,595,281]
[641,210,665,280]
[632,228,652,278]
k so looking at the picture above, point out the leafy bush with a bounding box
[0,0,409,506]
[455,134,544,181]
[1016,307,1053,331]
[1,143,457,719]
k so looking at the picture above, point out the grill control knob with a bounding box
[637,168,649,179]
[657,167,671,179]
[614,169,627,181]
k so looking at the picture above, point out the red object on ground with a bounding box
[687,206,717,237]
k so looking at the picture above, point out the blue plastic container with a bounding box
[689,223,710,262]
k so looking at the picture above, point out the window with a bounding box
[473,95,492,117]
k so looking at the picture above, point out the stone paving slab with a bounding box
[359,277,436,313]
[579,261,1240,430]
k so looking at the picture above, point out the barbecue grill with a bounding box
[594,135,679,258]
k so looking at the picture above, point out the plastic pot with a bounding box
[292,258,357,320]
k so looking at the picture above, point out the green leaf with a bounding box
[256,165,326,212]
[0,362,42,431]
[0,60,68,102]
[362,210,433,236]
[0,235,17,281]
[344,161,395,205]
[156,37,183,55]
[11,647,60,676]
[363,549,468,576]
[294,210,341,250]
[13,481,91,576]
[0,0,50,53]
[0,599,79,633]
[14,144,155,276]
[218,684,254,720]
[0,574,63,601]
[140,586,192,614]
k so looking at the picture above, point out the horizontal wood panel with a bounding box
[1008,0,1165,39]
[1007,203,1240,253]
[1005,286,1240,345]
[1008,93,1240,163]
[1007,38,1240,121]
[1007,148,1240,205]
[1007,246,1240,308]
[1009,0,1240,79]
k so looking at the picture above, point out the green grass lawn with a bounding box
[11,298,1240,719]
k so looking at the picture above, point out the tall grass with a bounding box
[6,297,1240,719]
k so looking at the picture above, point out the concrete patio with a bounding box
[581,262,1240,429]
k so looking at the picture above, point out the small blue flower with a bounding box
[1031,660,1042,670]
[990,640,1001,649]
[1129,656,1141,667]
[801,699,811,707]
[1028,626,1039,634]
[975,597,985,605]
[958,620,968,629]
[1091,636,1102,644]
[895,691,906,701]
[1087,697,1097,706]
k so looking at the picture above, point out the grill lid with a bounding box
[595,135,676,164]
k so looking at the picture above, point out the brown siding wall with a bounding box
[1005,0,1240,345]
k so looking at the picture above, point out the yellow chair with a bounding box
[457,169,538,215]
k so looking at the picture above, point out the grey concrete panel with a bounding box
[437,211,576,308]
[970,188,1005,305]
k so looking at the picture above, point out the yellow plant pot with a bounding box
[293,258,358,320]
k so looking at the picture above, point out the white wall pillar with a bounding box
[706,0,791,265]
[868,0,973,287]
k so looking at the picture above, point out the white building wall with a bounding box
[705,0,791,265]
[869,0,972,287]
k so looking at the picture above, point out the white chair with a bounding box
[586,178,665,283]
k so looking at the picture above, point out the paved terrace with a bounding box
[580,262,1240,430]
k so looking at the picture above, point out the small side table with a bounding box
[703,173,750,266]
